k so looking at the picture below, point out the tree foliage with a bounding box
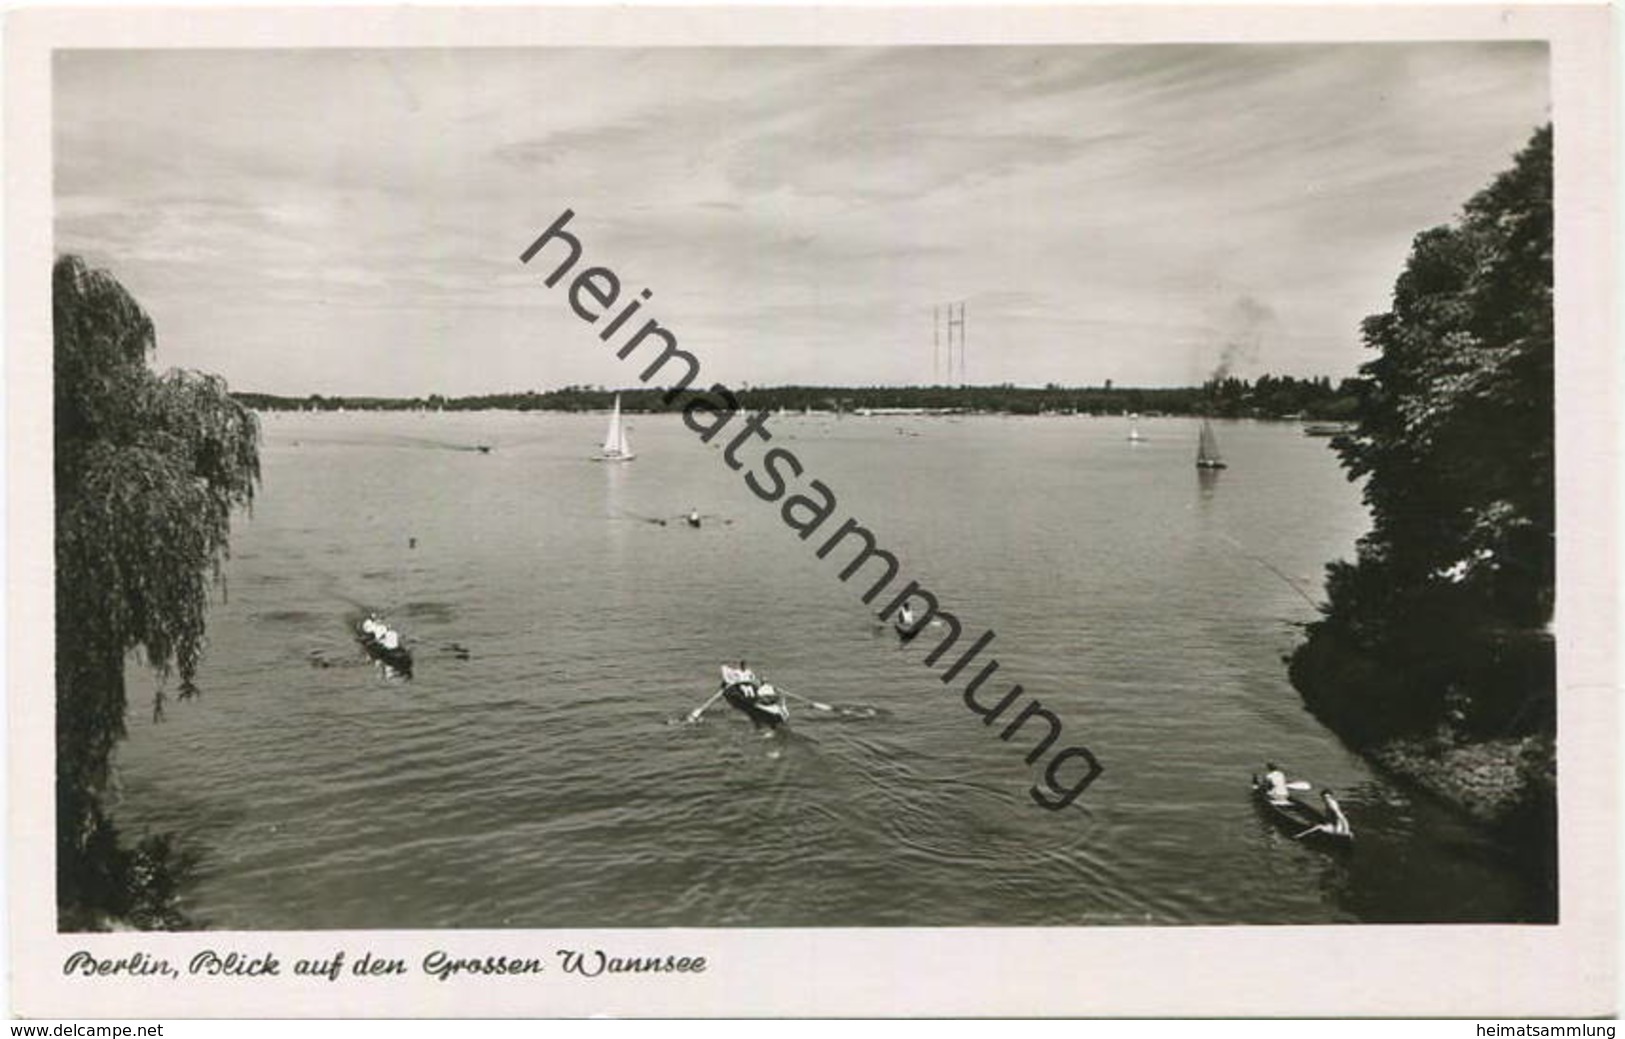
[55,255,260,929]
[1292,125,1553,744]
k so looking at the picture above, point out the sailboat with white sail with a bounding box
[1196,418,1227,470]
[596,393,635,462]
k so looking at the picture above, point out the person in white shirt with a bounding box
[756,681,782,709]
[381,629,400,651]
[1317,790,1352,837]
[1262,763,1292,804]
[719,660,759,691]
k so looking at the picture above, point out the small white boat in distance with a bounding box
[596,393,635,462]
[1128,413,1147,442]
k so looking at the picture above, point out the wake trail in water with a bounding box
[382,433,493,453]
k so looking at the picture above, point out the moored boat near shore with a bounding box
[1302,421,1356,437]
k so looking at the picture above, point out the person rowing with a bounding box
[1261,762,1294,804]
[353,613,413,677]
[688,664,830,726]
[896,602,919,638]
[1258,762,1317,805]
[1323,790,1352,836]
[716,660,786,729]
[720,659,756,687]
[1306,790,1353,839]
[755,680,783,709]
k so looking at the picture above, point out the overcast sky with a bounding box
[55,45,1549,397]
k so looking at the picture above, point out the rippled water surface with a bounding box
[113,410,1547,927]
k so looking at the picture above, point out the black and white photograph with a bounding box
[7,3,1617,1020]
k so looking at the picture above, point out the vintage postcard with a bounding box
[5,3,1617,1019]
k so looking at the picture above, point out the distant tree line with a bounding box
[234,374,1361,419]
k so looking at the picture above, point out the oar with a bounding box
[687,688,725,723]
[780,689,834,713]
[1292,825,1324,840]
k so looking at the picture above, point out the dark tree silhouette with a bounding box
[55,255,260,929]
[1292,124,1553,745]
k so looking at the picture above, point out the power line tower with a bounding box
[933,304,941,385]
[934,302,968,384]
[944,301,967,384]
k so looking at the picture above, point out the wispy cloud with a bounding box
[55,44,1549,395]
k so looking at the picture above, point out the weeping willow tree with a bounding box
[55,255,260,930]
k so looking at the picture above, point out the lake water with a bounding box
[112,410,1550,927]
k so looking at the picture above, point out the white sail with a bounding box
[1196,419,1225,468]
[601,394,634,460]
[602,396,621,453]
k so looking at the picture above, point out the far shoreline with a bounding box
[235,376,1364,423]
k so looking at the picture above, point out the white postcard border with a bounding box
[5,3,1617,1019]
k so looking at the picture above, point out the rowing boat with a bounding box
[357,624,414,678]
[722,680,789,729]
[1251,775,1352,846]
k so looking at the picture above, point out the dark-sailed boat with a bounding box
[722,679,789,729]
[357,623,413,678]
[1251,776,1352,847]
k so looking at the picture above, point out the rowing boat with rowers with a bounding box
[356,622,413,678]
[1251,774,1353,846]
[721,679,789,729]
